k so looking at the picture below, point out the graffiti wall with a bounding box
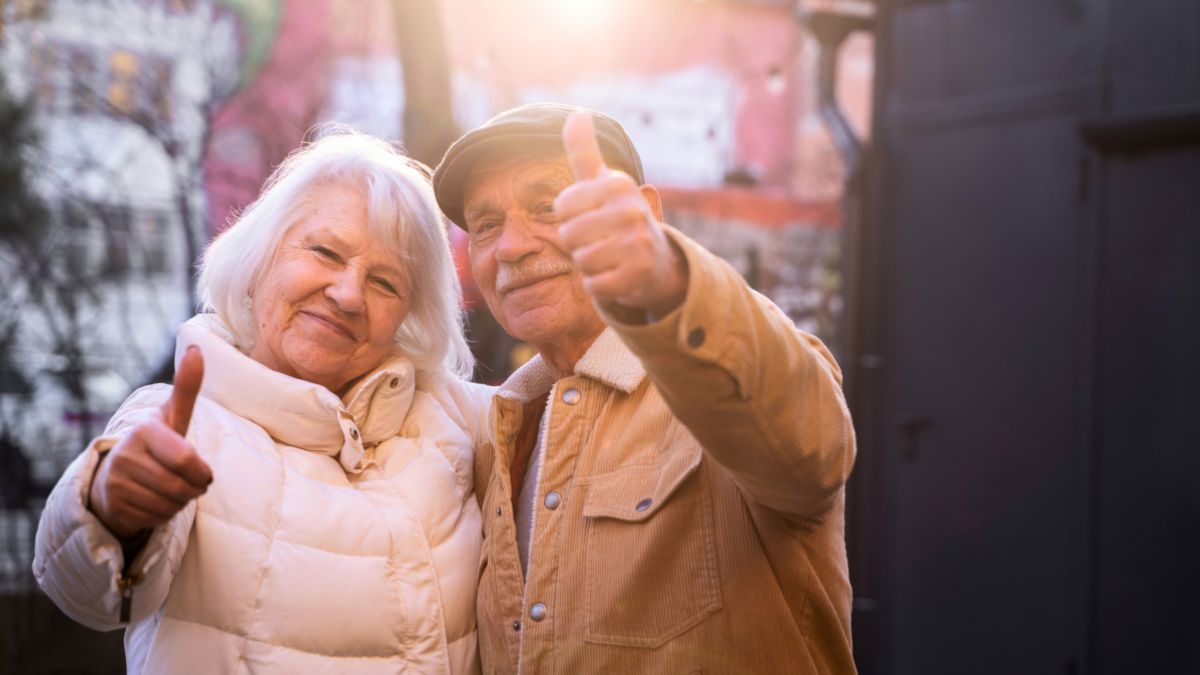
[0,0,871,478]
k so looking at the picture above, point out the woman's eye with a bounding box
[310,245,340,261]
[373,277,400,295]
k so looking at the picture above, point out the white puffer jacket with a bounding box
[33,314,492,674]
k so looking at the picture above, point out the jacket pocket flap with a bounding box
[582,448,703,522]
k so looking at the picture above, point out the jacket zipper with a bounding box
[116,529,151,624]
[118,571,143,623]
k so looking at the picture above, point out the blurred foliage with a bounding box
[0,71,49,251]
[0,73,44,401]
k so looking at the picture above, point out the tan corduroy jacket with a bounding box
[475,229,857,674]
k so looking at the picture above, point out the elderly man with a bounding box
[433,103,856,674]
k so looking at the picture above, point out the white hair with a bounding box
[198,126,474,380]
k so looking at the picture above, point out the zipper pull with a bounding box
[118,573,142,623]
[117,528,151,624]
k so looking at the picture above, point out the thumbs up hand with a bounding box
[553,112,688,320]
[89,345,213,541]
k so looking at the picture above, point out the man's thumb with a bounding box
[562,111,607,181]
[165,345,204,437]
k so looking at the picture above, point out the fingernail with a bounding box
[186,345,199,355]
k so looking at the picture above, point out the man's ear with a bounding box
[639,184,664,222]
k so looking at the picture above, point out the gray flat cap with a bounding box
[432,102,645,229]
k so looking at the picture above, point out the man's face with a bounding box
[462,153,605,350]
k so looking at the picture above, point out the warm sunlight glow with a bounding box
[543,0,613,28]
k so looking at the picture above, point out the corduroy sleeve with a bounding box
[600,226,856,519]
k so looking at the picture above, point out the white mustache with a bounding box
[497,257,575,294]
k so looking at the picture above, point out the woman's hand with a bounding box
[89,346,213,541]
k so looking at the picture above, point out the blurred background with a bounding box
[0,0,1196,673]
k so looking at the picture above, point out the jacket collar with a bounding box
[498,327,646,403]
[176,314,417,474]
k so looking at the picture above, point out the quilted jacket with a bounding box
[34,314,492,674]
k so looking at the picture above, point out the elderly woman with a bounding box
[33,130,490,673]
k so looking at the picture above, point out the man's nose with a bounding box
[325,267,366,313]
[495,213,544,263]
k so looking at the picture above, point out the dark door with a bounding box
[851,0,1200,673]
[1087,3,1200,672]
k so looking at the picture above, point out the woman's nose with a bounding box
[325,268,366,313]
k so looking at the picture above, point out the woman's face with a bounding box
[248,182,412,395]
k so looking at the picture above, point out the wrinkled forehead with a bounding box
[289,177,413,274]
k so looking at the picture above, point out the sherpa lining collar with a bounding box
[497,328,646,403]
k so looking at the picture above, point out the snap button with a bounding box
[544,491,561,510]
[512,620,522,632]
[561,388,580,405]
[687,327,706,348]
[635,498,653,512]
[349,427,359,440]
[529,603,548,622]
[389,377,400,388]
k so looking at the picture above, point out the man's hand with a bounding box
[554,111,688,320]
[89,346,213,541]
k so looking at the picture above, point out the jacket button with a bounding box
[349,427,359,440]
[687,327,705,348]
[543,491,561,510]
[512,620,522,632]
[561,388,580,405]
[529,603,548,621]
[635,498,653,512]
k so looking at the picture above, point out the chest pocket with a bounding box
[581,447,722,649]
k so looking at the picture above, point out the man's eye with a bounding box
[473,220,500,235]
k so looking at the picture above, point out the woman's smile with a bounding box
[298,309,357,342]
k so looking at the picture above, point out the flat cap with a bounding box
[432,102,645,229]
